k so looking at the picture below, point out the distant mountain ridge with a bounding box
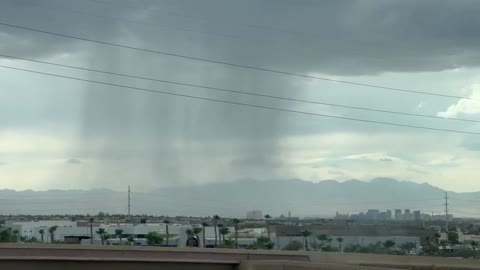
[1,178,479,217]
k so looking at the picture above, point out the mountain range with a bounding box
[1,178,479,218]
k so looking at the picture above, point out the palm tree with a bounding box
[146,232,163,246]
[39,229,45,243]
[326,237,333,247]
[233,218,240,248]
[164,220,170,246]
[219,227,230,246]
[115,229,123,244]
[317,234,328,248]
[186,229,194,247]
[96,228,107,245]
[336,237,344,252]
[301,230,312,250]
[217,224,224,245]
[193,227,203,247]
[127,236,134,246]
[213,215,220,247]
[201,222,209,248]
[48,226,58,243]
[472,241,478,257]
[383,240,396,249]
[104,234,111,245]
[264,214,272,239]
[12,229,19,242]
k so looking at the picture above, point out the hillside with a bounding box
[1,178,479,217]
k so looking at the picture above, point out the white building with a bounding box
[6,219,274,249]
[6,220,77,241]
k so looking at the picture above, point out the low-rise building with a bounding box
[272,224,426,249]
[246,210,263,220]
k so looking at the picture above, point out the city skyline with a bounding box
[0,178,477,218]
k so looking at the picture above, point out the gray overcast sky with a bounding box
[0,0,479,192]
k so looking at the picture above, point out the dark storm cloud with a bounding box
[2,0,479,190]
[0,0,124,58]
[2,0,480,75]
[74,48,293,186]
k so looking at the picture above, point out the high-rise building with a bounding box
[404,209,412,221]
[246,210,263,220]
[395,209,402,220]
[386,210,392,220]
[414,210,422,221]
[335,211,349,220]
[366,209,380,220]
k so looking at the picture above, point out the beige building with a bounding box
[246,210,263,220]
[440,231,480,243]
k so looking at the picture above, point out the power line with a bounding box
[83,0,480,80]
[0,22,477,101]
[2,65,479,135]
[2,54,478,123]
[51,0,430,71]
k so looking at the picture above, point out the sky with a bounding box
[1,0,480,193]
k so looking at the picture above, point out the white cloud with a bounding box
[1,129,480,192]
[343,152,401,163]
[0,130,72,157]
[437,84,480,118]
[415,152,460,166]
[276,133,480,192]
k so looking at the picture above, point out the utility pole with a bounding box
[444,192,449,232]
[128,185,131,221]
[89,217,94,245]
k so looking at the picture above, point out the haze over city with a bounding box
[4,2,480,269]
